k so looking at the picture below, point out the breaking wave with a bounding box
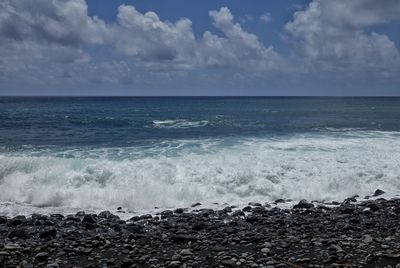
[1,131,400,216]
[152,119,209,129]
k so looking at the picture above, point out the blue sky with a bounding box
[0,0,399,96]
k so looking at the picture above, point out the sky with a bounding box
[0,0,399,96]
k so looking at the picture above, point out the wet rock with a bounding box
[293,200,314,209]
[7,215,26,226]
[242,206,252,212]
[82,215,96,224]
[0,216,7,224]
[75,211,86,217]
[191,202,201,207]
[98,211,114,219]
[373,189,385,197]
[161,210,173,219]
[174,208,184,214]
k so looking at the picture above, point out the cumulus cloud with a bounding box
[198,7,282,70]
[0,1,283,86]
[0,0,399,91]
[0,0,107,46]
[285,0,400,73]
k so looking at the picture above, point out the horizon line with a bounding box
[1,95,400,98]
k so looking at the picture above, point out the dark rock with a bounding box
[0,216,7,224]
[191,202,201,207]
[8,228,30,239]
[50,214,64,220]
[82,215,96,224]
[7,215,26,226]
[221,259,236,266]
[170,234,196,242]
[31,214,48,220]
[121,258,134,268]
[343,196,357,204]
[130,216,140,222]
[223,206,232,213]
[125,223,144,233]
[242,206,252,212]
[232,210,245,217]
[35,252,49,262]
[249,202,262,207]
[98,211,114,219]
[275,199,286,204]
[139,214,152,220]
[192,221,207,231]
[373,189,385,197]
[293,200,314,209]
[161,210,173,219]
[39,228,57,239]
[366,202,380,212]
[75,211,86,217]
[174,208,184,214]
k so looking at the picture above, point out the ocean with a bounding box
[1,97,400,217]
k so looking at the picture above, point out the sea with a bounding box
[1,97,400,217]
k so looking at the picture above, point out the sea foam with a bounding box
[0,131,399,217]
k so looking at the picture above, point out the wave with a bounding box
[1,131,400,216]
[152,119,209,129]
[65,116,131,127]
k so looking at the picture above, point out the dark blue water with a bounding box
[1,97,399,148]
[1,97,400,216]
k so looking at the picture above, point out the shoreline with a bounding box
[1,191,400,267]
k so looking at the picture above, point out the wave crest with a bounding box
[152,119,209,129]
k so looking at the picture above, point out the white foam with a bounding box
[1,131,400,217]
[152,119,209,129]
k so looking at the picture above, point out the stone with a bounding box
[8,228,30,239]
[362,234,373,243]
[180,249,192,256]
[82,215,96,224]
[373,189,385,197]
[39,228,57,239]
[0,216,7,224]
[293,200,314,209]
[261,247,270,254]
[174,208,184,214]
[35,252,49,262]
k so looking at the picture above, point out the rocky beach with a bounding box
[1,190,400,268]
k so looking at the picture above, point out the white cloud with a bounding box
[0,0,399,91]
[200,7,282,70]
[0,2,283,85]
[259,13,272,24]
[285,0,400,73]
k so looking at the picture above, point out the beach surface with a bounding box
[1,191,400,268]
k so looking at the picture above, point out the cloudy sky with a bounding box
[0,0,399,96]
